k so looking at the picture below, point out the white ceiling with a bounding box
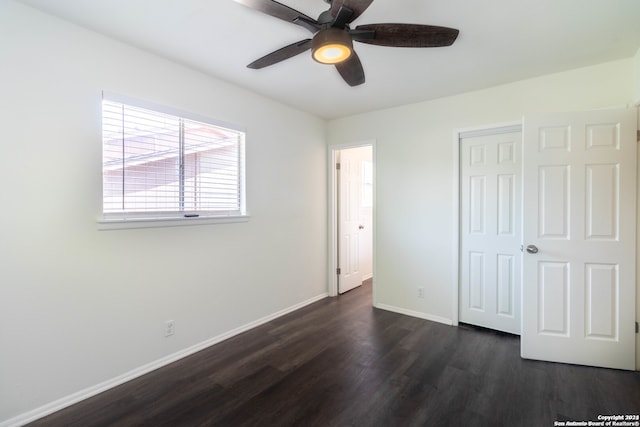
[17,0,640,119]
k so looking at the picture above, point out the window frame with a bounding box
[98,92,249,230]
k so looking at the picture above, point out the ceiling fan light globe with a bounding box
[312,28,353,64]
[313,44,352,64]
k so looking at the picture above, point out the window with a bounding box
[101,94,246,227]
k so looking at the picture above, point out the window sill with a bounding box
[97,214,250,231]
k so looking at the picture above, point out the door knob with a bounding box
[526,244,539,254]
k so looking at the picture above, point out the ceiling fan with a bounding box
[233,0,459,86]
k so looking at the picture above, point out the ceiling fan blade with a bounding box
[247,39,312,69]
[330,0,373,23]
[335,51,365,87]
[234,0,319,32]
[354,23,459,47]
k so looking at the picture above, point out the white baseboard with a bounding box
[374,303,454,326]
[1,292,329,427]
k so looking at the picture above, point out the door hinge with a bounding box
[336,268,341,275]
[336,163,341,170]
[636,322,639,333]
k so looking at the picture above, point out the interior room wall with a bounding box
[0,1,327,424]
[634,47,640,104]
[327,57,638,358]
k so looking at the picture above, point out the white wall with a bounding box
[0,1,327,423]
[328,58,637,352]
[635,47,640,105]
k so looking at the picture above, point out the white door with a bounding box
[338,148,364,294]
[521,108,637,370]
[360,155,374,281]
[460,130,522,335]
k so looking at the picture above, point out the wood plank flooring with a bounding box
[30,280,640,426]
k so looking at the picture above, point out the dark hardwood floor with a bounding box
[30,280,640,427]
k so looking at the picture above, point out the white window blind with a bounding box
[102,97,245,220]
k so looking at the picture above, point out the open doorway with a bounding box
[329,142,374,297]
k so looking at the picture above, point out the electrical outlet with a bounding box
[164,320,175,337]
[417,287,425,298]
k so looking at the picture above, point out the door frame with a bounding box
[328,140,376,298]
[452,122,522,327]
